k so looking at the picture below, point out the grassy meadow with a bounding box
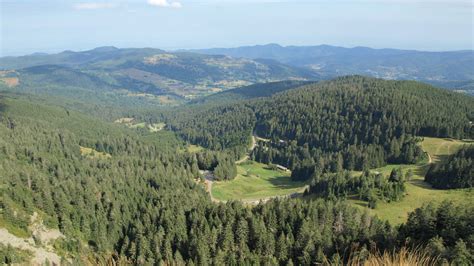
[212,161,307,202]
[202,137,473,223]
[349,137,474,225]
[421,137,472,163]
[79,146,112,159]
[186,144,205,153]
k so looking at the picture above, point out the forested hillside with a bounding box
[3,0,474,262]
[0,47,318,99]
[425,145,474,189]
[168,76,474,179]
[191,80,312,105]
[1,75,473,264]
[0,93,401,264]
[398,201,473,264]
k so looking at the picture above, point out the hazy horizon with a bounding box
[2,42,474,58]
[1,0,473,57]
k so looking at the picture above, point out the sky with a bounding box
[0,0,473,56]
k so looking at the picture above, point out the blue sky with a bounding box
[1,0,473,56]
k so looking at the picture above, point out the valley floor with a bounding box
[207,137,474,225]
[211,161,307,203]
[350,137,474,224]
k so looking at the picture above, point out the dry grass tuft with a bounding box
[347,246,439,266]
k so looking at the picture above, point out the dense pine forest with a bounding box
[399,201,473,265]
[425,146,474,189]
[2,0,474,262]
[0,94,395,264]
[167,76,473,176]
[305,168,406,207]
[1,75,473,264]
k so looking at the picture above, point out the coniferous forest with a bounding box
[425,146,474,189]
[168,76,472,177]
[1,73,473,265]
[1,95,397,264]
[2,0,474,263]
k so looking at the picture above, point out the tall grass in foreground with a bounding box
[347,246,440,266]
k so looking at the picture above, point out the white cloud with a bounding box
[148,0,183,8]
[74,3,118,10]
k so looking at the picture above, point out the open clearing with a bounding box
[212,161,307,202]
[114,117,166,132]
[80,146,111,159]
[0,70,19,87]
[148,122,166,132]
[349,137,474,225]
[207,136,472,220]
[186,144,205,153]
[420,137,472,163]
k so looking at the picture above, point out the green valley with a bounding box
[3,2,474,264]
[212,161,306,202]
[1,49,473,265]
[349,137,474,225]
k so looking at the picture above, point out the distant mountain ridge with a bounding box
[0,46,164,69]
[0,46,318,98]
[190,44,474,93]
[2,44,473,96]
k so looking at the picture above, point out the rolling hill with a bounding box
[191,44,474,94]
[191,80,313,105]
[1,74,473,264]
[0,47,319,98]
[167,76,474,169]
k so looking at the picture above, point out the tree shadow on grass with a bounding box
[267,175,305,189]
[353,201,369,208]
[347,195,369,208]
[434,154,452,164]
[414,164,430,177]
[409,179,435,190]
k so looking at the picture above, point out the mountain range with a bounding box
[0,44,474,100]
[191,43,474,93]
[0,46,317,98]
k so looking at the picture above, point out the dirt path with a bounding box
[208,134,302,205]
[427,152,432,164]
[433,140,450,162]
[235,135,257,164]
[0,228,62,265]
[235,156,249,164]
[201,170,218,202]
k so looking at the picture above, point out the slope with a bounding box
[0,93,204,263]
[349,137,473,225]
[192,80,314,105]
[191,43,474,91]
[0,47,319,98]
[0,92,407,265]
